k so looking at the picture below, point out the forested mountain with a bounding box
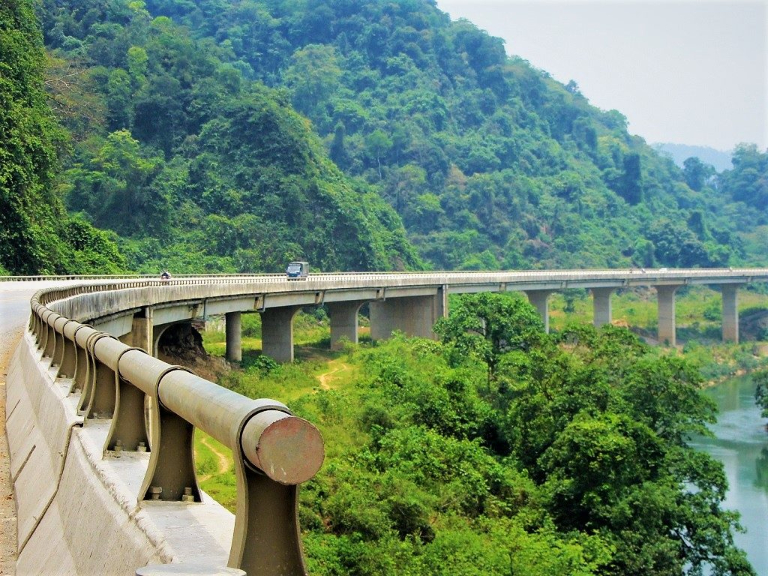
[34,0,767,273]
[33,0,421,273]
[0,0,123,275]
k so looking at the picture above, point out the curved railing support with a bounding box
[231,410,324,575]
[140,365,199,503]
[83,333,118,419]
[52,316,69,368]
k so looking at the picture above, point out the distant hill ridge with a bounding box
[653,143,733,172]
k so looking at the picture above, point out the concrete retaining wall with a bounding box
[7,332,234,575]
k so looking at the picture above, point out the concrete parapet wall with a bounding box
[7,332,233,575]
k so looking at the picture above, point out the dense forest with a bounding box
[0,0,123,274]
[18,0,765,275]
[202,293,755,575]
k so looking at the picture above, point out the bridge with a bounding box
[2,267,767,575]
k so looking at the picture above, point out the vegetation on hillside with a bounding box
[200,293,755,575]
[0,0,124,275]
[35,0,421,273]
[30,0,765,273]
[132,0,764,271]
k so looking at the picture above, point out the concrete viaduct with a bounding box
[77,268,766,362]
[3,267,768,575]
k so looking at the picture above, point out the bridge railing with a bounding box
[28,284,324,575]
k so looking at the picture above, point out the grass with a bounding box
[194,429,237,510]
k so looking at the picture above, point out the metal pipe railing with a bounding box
[27,285,325,575]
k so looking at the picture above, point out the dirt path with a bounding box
[317,360,350,390]
[198,435,230,482]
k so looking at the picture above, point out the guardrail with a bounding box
[28,284,325,575]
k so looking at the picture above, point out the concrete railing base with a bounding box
[7,331,235,575]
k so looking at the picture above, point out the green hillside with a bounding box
[4,0,766,274]
[128,0,762,270]
[35,0,421,273]
[0,0,124,275]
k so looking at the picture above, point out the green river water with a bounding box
[690,374,768,574]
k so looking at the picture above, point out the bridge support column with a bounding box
[327,301,364,350]
[370,289,447,341]
[261,306,302,363]
[721,284,740,343]
[591,288,614,328]
[226,311,242,362]
[656,285,681,346]
[525,290,554,333]
[129,308,153,353]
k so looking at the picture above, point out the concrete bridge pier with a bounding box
[370,289,447,341]
[129,307,153,353]
[525,290,554,333]
[225,311,242,362]
[261,306,302,363]
[721,284,741,343]
[327,301,364,350]
[656,285,681,346]
[591,288,614,328]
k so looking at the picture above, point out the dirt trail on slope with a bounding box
[198,435,231,483]
[317,359,350,390]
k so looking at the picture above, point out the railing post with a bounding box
[69,326,90,394]
[57,321,79,379]
[104,346,149,454]
[229,409,324,575]
[51,317,69,368]
[42,310,57,358]
[139,366,201,503]
[78,332,112,416]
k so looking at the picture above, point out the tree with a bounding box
[435,292,544,382]
[283,43,342,119]
[329,121,349,169]
[0,0,123,274]
[683,157,715,191]
[365,129,392,180]
[0,0,64,273]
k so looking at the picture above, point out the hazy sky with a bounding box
[436,0,768,151]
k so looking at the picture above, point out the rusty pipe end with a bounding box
[241,410,324,485]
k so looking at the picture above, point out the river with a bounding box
[689,375,768,573]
